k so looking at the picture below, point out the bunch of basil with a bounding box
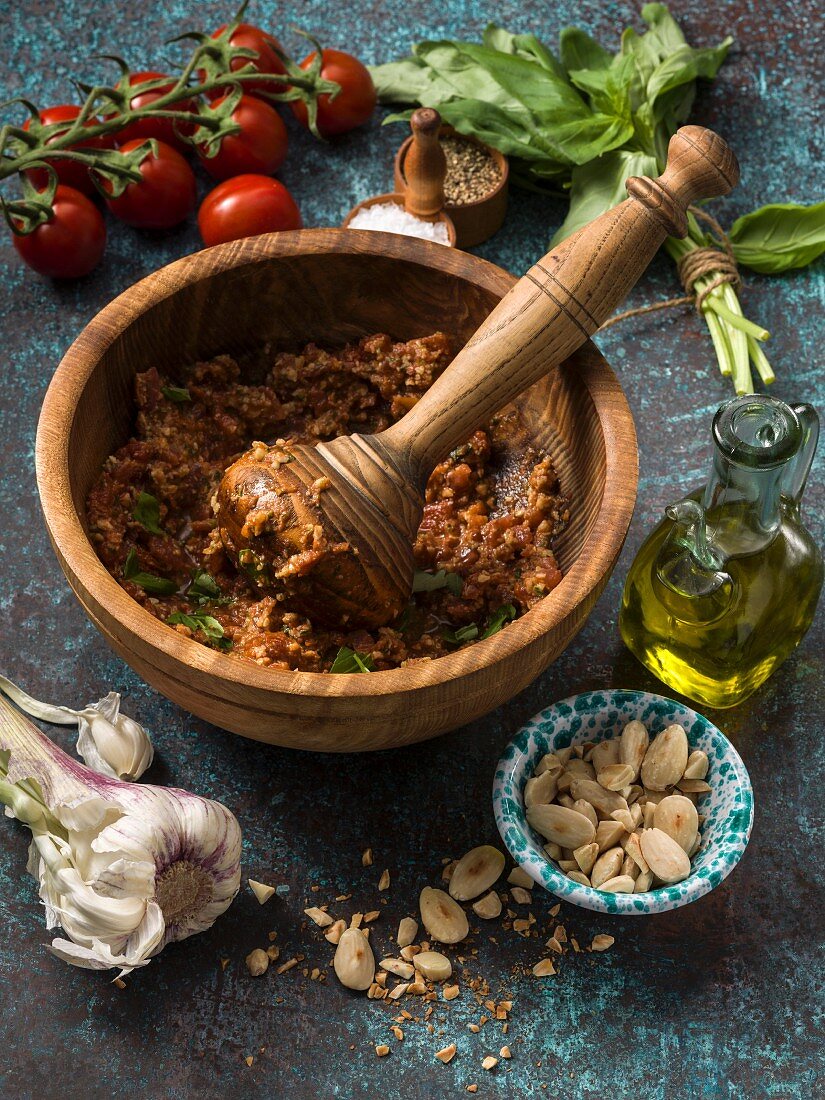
[370,4,824,394]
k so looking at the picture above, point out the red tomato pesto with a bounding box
[87,333,569,672]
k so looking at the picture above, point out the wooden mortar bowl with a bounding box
[36,229,637,752]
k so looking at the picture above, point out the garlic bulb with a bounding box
[0,675,153,781]
[0,694,241,975]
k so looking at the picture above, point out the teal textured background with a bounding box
[0,1,822,1097]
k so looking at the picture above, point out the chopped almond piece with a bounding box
[362,848,373,866]
[435,1043,457,1064]
[375,1045,390,1058]
[378,869,391,891]
[482,1056,499,1071]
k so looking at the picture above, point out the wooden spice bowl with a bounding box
[35,229,637,753]
[394,127,509,248]
[341,191,456,245]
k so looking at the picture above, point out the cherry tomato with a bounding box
[197,95,288,180]
[110,72,195,151]
[23,105,114,196]
[198,174,301,246]
[201,23,287,99]
[13,185,106,278]
[291,49,376,137]
[104,139,197,229]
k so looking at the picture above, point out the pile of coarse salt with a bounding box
[348,201,451,245]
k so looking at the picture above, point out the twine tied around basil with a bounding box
[600,207,741,330]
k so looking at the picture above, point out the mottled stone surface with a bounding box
[0,1,822,1097]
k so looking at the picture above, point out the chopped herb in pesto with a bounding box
[188,568,231,606]
[329,647,374,673]
[161,385,191,402]
[443,622,480,646]
[122,549,177,595]
[132,491,165,536]
[481,603,517,638]
[167,608,232,650]
[412,569,463,596]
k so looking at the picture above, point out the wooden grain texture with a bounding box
[35,229,637,751]
[402,107,446,218]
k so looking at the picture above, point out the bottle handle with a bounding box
[783,404,820,505]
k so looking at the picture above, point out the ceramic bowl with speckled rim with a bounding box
[493,689,754,915]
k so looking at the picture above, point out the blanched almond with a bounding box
[654,794,699,853]
[688,831,702,858]
[524,771,558,807]
[473,891,502,920]
[591,934,615,952]
[566,870,591,886]
[420,887,469,944]
[449,846,505,901]
[397,916,418,948]
[526,804,596,848]
[620,720,649,779]
[573,841,598,876]
[634,869,654,892]
[622,830,650,874]
[641,724,689,790]
[380,957,415,979]
[555,746,573,765]
[597,763,636,791]
[570,778,628,816]
[535,752,564,777]
[324,919,347,945]
[598,875,636,893]
[640,828,691,884]
[609,808,635,832]
[414,950,452,982]
[544,841,563,860]
[572,799,598,829]
[683,749,709,780]
[621,854,639,879]
[595,820,626,852]
[643,801,656,829]
[590,738,621,772]
[590,847,624,888]
[334,928,375,991]
[565,757,597,780]
[510,886,532,904]
[507,866,533,889]
[677,778,712,794]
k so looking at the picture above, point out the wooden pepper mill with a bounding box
[223,126,739,631]
[342,108,455,243]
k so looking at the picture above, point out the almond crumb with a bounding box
[467,1086,478,1094]
[304,906,333,928]
[350,912,364,929]
[435,1043,457,1064]
[245,1056,254,1067]
[549,903,561,917]
[276,958,298,974]
[443,984,460,1001]
[220,958,229,972]
[113,977,126,990]
[391,1025,404,1041]
[364,910,381,923]
[500,1046,512,1059]
[362,848,373,866]
[468,1023,480,1033]
[532,959,556,977]
[482,1056,498,1071]
[375,1044,390,1058]
[591,934,615,952]
[378,869,391,891]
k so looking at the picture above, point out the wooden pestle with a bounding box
[217,126,739,631]
[403,108,446,220]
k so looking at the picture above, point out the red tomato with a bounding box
[23,105,113,195]
[291,49,376,137]
[198,174,301,246]
[104,139,197,228]
[111,72,195,151]
[13,185,106,278]
[197,95,288,180]
[201,23,287,99]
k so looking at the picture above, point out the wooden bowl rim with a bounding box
[341,192,457,246]
[36,228,637,701]
[394,126,510,212]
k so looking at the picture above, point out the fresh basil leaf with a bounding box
[443,622,480,646]
[123,548,178,595]
[329,647,375,674]
[551,149,659,245]
[640,3,688,59]
[481,604,517,639]
[482,24,568,80]
[559,27,612,74]
[729,202,825,274]
[369,57,435,103]
[412,569,463,596]
[167,608,231,649]
[161,385,191,403]
[132,491,165,536]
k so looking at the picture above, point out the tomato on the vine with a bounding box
[198,174,301,246]
[201,23,287,99]
[291,49,376,137]
[197,95,288,180]
[23,105,114,196]
[104,139,197,229]
[110,72,195,151]
[13,185,106,278]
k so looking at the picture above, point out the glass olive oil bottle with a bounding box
[620,395,822,708]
